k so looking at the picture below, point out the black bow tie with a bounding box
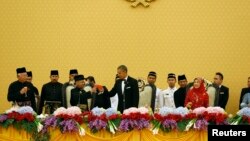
[123,80,128,85]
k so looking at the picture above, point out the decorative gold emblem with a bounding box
[137,77,146,92]
[126,0,155,8]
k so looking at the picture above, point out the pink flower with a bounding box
[206,107,225,114]
[123,109,130,115]
[193,107,206,115]
[123,107,138,115]
[54,107,66,116]
[66,107,82,116]
[138,107,149,114]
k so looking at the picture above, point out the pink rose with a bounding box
[192,107,206,115]
[206,107,225,114]
[54,107,66,116]
[138,107,149,114]
[66,106,82,116]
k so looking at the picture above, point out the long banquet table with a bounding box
[0,125,207,141]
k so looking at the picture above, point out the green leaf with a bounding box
[22,122,37,133]
[1,119,14,128]
[177,120,189,131]
[111,119,121,127]
[13,121,22,130]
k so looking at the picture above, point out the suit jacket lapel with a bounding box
[117,79,123,95]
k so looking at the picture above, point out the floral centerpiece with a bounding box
[230,107,250,125]
[41,106,85,136]
[88,107,120,134]
[119,107,152,132]
[0,106,45,140]
[152,107,191,134]
[0,106,42,132]
[186,106,228,131]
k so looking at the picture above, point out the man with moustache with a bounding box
[174,75,188,107]
[70,75,93,111]
[38,70,63,114]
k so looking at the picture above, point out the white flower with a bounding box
[37,114,48,120]
[79,126,85,136]
[174,107,189,117]
[152,128,159,135]
[91,107,106,116]
[158,107,174,116]
[37,122,43,132]
[237,107,250,117]
[16,106,35,114]
[105,107,117,117]
[5,106,19,114]
[185,119,196,131]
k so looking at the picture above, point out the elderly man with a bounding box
[7,67,37,111]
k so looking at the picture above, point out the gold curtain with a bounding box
[0,125,207,141]
[0,126,31,141]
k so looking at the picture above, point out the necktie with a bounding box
[214,86,220,106]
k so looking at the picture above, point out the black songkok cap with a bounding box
[148,71,157,77]
[74,75,84,81]
[178,74,187,81]
[168,73,176,79]
[50,70,59,76]
[69,69,78,75]
[16,67,26,74]
[27,71,32,77]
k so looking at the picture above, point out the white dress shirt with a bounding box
[121,76,128,94]
[155,88,161,110]
[159,87,177,108]
[66,83,75,108]
[110,94,118,110]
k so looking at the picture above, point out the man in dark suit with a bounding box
[109,65,139,113]
[26,71,40,113]
[239,77,250,109]
[213,72,229,109]
[70,75,92,112]
[174,74,188,108]
[86,76,111,109]
[7,67,37,111]
[38,70,63,114]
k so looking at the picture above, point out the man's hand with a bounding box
[20,87,28,95]
[186,102,192,109]
[91,87,97,94]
